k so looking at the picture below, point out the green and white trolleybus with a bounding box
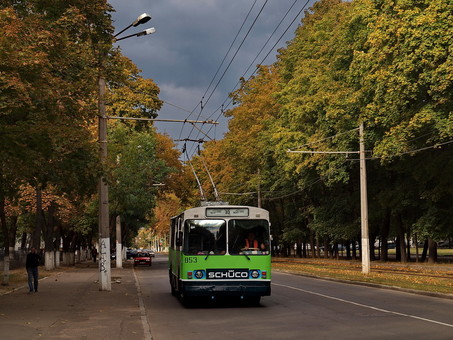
[169,204,271,304]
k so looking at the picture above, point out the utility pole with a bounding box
[359,122,370,274]
[96,13,219,291]
[287,124,371,274]
[98,75,111,291]
[116,215,122,268]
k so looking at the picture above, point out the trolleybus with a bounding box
[169,204,271,304]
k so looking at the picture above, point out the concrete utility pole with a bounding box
[97,13,219,291]
[287,123,371,274]
[116,215,122,269]
[97,12,154,292]
[359,122,370,274]
[98,75,111,291]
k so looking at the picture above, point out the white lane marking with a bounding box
[133,268,153,340]
[273,282,453,329]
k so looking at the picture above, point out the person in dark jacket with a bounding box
[26,248,41,293]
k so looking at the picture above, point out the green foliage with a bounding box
[199,0,453,258]
[107,124,172,237]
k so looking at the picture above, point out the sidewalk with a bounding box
[0,263,145,340]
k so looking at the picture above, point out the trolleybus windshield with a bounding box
[183,219,226,255]
[228,219,270,255]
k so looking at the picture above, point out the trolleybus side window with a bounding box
[183,219,226,255]
[228,219,270,255]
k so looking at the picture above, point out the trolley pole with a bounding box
[359,122,370,274]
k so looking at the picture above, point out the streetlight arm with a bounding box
[114,24,133,38]
[115,27,156,41]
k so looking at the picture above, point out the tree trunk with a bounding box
[428,239,437,264]
[396,215,407,263]
[420,239,428,262]
[296,241,302,258]
[8,216,18,260]
[309,230,316,258]
[414,233,419,263]
[44,202,56,270]
[20,231,27,250]
[32,187,43,249]
[352,240,357,260]
[316,236,321,258]
[380,210,391,262]
[0,195,10,286]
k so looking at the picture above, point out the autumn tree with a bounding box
[1,0,112,276]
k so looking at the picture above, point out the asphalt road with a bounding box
[136,254,453,340]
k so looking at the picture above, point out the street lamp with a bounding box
[113,13,152,38]
[98,13,155,292]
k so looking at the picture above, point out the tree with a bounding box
[1,0,112,277]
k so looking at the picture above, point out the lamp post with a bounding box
[98,13,155,292]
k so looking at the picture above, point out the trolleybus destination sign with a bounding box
[205,207,249,217]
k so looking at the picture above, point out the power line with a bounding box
[175,1,259,142]
[200,0,259,104]
[201,0,312,139]
[289,128,360,151]
[183,0,270,149]
[184,0,313,158]
[347,139,453,161]
[201,0,270,112]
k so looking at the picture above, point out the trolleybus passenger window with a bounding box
[183,220,226,255]
[228,220,270,255]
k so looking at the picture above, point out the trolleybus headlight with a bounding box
[250,270,260,279]
[194,270,205,279]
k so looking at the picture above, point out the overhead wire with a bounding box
[184,0,271,155]
[185,0,309,157]
[176,0,260,144]
[183,0,314,160]
[200,0,312,140]
[200,0,259,104]
[347,139,453,161]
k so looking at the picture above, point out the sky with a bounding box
[108,0,317,157]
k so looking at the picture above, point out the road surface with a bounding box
[134,254,453,339]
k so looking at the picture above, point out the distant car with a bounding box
[134,252,152,266]
[126,249,138,259]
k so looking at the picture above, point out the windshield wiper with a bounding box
[241,251,250,261]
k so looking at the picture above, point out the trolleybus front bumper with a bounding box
[181,280,271,297]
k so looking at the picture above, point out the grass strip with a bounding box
[272,258,453,295]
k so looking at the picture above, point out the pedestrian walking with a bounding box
[26,248,41,293]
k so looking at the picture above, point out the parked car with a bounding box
[134,252,152,266]
[126,249,138,259]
